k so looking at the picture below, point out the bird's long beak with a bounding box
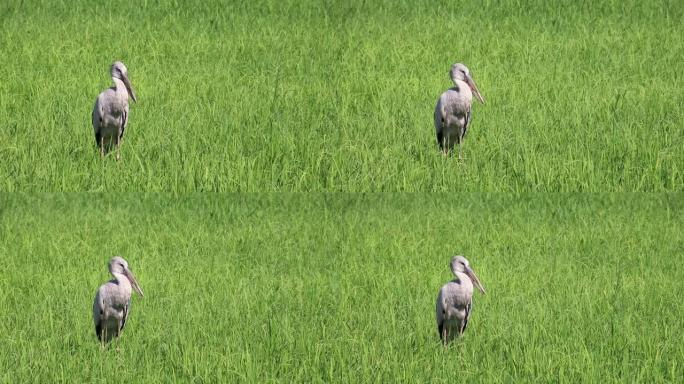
[122,74,137,103]
[124,267,144,297]
[465,73,485,104]
[465,266,486,294]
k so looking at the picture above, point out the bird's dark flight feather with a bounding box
[120,303,129,334]
[462,301,472,334]
[436,119,445,149]
[95,320,104,341]
[93,109,101,146]
[463,109,471,139]
[120,110,128,140]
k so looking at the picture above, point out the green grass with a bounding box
[1,193,682,382]
[0,0,682,191]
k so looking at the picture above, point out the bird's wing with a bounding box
[93,289,105,341]
[121,299,131,333]
[463,108,471,139]
[437,319,444,341]
[92,97,103,145]
[435,98,446,148]
[462,299,472,334]
[435,287,448,339]
[120,103,129,140]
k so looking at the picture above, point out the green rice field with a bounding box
[1,1,683,382]
[0,0,682,191]
[0,194,682,382]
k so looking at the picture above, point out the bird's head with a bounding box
[108,256,144,297]
[449,63,485,104]
[450,255,486,294]
[110,61,137,103]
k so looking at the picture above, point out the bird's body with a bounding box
[436,271,474,342]
[93,256,143,345]
[434,63,484,159]
[93,275,133,343]
[92,82,130,148]
[434,85,473,153]
[92,61,137,160]
[435,255,485,345]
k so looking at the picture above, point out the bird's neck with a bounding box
[452,79,471,95]
[112,78,127,95]
[453,271,470,284]
[112,272,131,287]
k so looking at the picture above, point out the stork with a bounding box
[92,256,144,348]
[92,61,137,160]
[435,255,485,345]
[434,63,485,159]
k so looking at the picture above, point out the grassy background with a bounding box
[0,0,682,191]
[1,193,682,382]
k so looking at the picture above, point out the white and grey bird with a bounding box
[435,255,485,345]
[92,256,144,346]
[92,61,137,160]
[434,63,485,159]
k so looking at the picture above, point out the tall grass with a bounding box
[0,193,682,382]
[0,0,682,191]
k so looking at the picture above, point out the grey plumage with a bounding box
[92,61,137,160]
[93,256,144,345]
[435,255,485,345]
[434,63,485,159]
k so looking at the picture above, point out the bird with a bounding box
[92,256,144,347]
[435,255,485,345]
[92,61,137,160]
[434,63,485,159]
